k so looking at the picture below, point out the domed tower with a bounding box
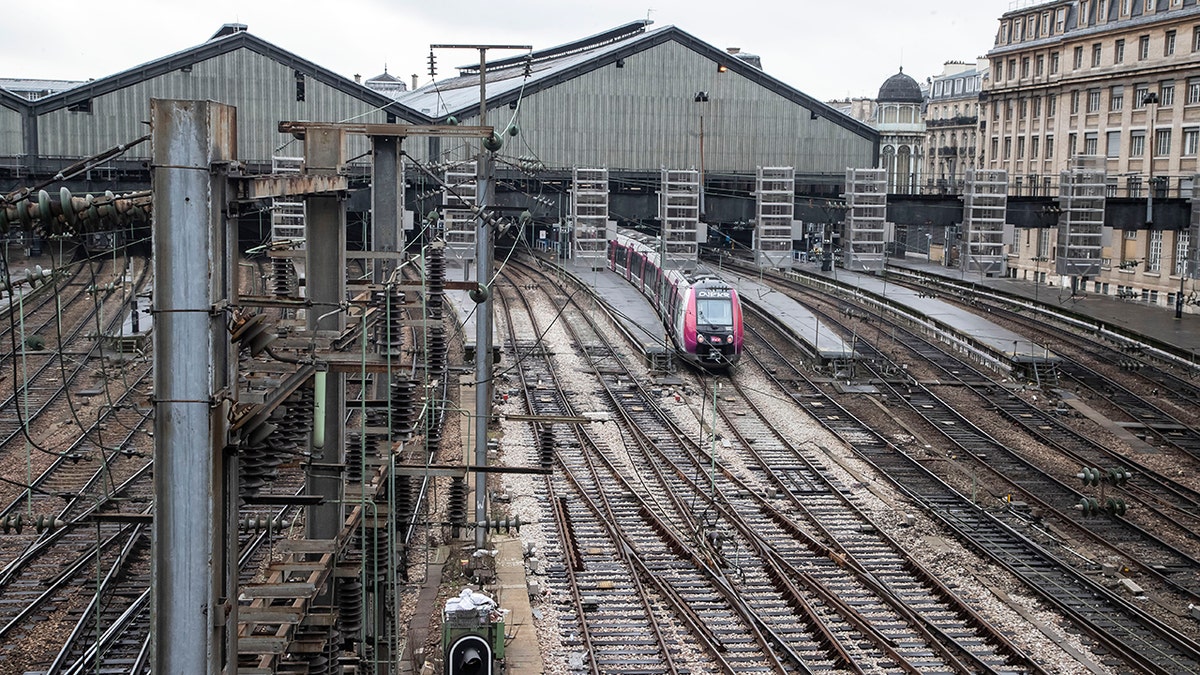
[364,67,408,100]
[875,68,926,193]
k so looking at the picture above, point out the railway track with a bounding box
[497,263,778,672]
[505,255,1057,673]
[730,262,1200,595]
[741,305,1200,674]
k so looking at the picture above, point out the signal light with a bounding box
[446,635,491,675]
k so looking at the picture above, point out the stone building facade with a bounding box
[984,0,1198,313]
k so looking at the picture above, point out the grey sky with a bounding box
[2,0,1010,102]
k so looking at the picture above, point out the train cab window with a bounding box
[615,246,627,268]
[696,297,733,326]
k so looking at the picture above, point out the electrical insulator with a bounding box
[1077,466,1102,487]
[428,51,437,77]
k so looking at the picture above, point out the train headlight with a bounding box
[697,334,706,343]
[726,334,733,343]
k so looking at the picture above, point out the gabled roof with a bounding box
[9,27,430,123]
[0,87,29,113]
[399,22,876,141]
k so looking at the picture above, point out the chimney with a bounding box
[412,74,419,90]
[354,74,361,84]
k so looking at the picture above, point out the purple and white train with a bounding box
[608,228,742,368]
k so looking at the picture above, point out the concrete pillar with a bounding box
[305,128,347,541]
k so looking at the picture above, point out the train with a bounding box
[608,227,743,368]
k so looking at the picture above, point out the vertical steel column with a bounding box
[150,99,238,675]
[305,128,348,540]
[475,47,494,549]
[371,135,403,285]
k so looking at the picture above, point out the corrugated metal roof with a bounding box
[399,31,636,117]
[397,23,876,141]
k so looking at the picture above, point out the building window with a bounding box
[1032,135,1041,159]
[1004,137,1013,159]
[1184,127,1199,155]
[1149,231,1163,272]
[1160,81,1175,106]
[1048,94,1057,116]
[1036,54,1045,75]
[1128,176,1143,197]
[991,137,1000,159]
[1139,35,1150,60]
[1189,78,1200,104]
[1046,135,1054,158]
[994,59,1004,80]
[1068,132,1078,156]
[1156,129,1172,155]
[1071,90,1081,114]
[1176,230,1192,276]
[1110,86,1124,111]
[1107,130,1122,157]
[1166,30,1177,56]
[1057,7,1067,31]
[294,70,306,102]
[1084,132,1099,155]
[1116,39,1126,63]
[1009,58,1017,78]
[1092,43,1103,67]
[1033,96,1042,117]
[1194,26,1200,52]
[1131,131,1146,156]
[1020,98,1028,118]
[1087,89,1102,112]
[1134,83,1149,107]
[67,99,92,113]
[1051,51,1060,73]
[1022,57,1030,78]
[1018,136,1026,158]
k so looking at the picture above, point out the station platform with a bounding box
[805,262,1055,366]
[557,257,671,369]
[710,265,856,367]
[888,257,1200,361]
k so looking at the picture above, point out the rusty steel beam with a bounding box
[238,173,347,201]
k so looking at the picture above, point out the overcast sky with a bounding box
[2,0,1011,101]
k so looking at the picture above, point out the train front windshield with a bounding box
[696,298,733,327]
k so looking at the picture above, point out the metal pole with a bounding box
[475,47,494,550]
[431,42,530,550]
[371,135,403,285]
[1145,92,1159,224]
[151,99,237,675]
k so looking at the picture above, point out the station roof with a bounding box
[398,21,876,141]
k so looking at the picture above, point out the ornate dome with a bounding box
[877,68,923,103]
